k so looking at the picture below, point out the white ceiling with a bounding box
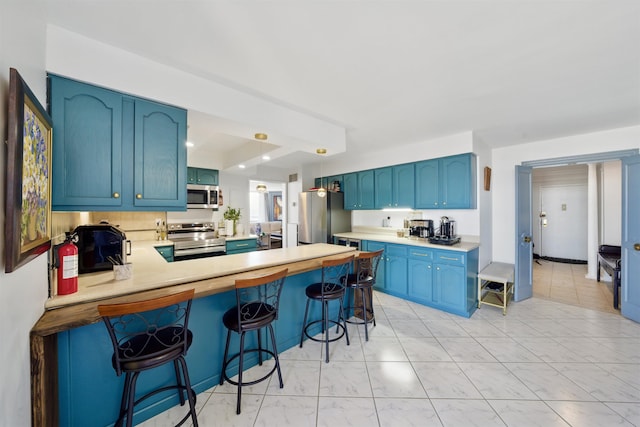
[45,0,640,171]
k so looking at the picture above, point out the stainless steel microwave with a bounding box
[187,184,219,209]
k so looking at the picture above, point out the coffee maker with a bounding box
[439,216,456,239]
[409,219,434,239]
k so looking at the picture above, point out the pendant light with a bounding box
[255,133,268,193]
[316,148,327,198]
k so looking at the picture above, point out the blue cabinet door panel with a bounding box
[393,163,415,208]
[415,159,439,208]
[441,154,476,209]
[358,170,375,209]
[134,100,187,208]
[50,76,123,208]
[375,167,393,208]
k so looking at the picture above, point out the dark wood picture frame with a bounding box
[484,166,492,191]
[5,68,53,273]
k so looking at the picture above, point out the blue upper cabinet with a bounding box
[393,163,415,208]
[415,158,441,208]
[188,167,218,185]
[49,75,187,211]
[133,99,187,209]
[415,153,476,209]
[344,170,375,210]
[374,164,414,209]
[374,167,393,208]
[49,75,124,209]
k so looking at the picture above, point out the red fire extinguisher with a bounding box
[55,232,78,295]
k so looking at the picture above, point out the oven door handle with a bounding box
[174,246,226,257]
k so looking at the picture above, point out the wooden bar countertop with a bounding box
[30,242,356,426]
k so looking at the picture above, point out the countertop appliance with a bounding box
[74,223,131,274]
[336,237,361,250]
[167,222,226,260]
[186,184,219,209]
[428,216,461,245]
[409,219,434,239]
[298,191,351,245]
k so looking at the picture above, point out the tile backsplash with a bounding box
[51,211,166,242]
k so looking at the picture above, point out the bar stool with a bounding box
[299,255,354,363]
[97,289,198,427]
[345,250,384,341]
[219,268,288,414]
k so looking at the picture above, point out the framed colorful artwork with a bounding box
[5,68,53,273]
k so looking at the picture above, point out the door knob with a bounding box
[523,236,532,243]
[635,243,640,251]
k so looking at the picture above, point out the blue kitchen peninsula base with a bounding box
[57,269,331,426]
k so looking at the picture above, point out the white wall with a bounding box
[532,165,589,259]
[491,126,640,264]
[601,161,622,245]
[0,1,49,425]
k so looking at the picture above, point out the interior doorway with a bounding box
[530,162,620,313]
[249,180,287,246]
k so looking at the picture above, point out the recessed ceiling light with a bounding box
[238,164,246,169]
[185,141,195,147]
[262,155,270,161]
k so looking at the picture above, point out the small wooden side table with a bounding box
[477,262,515,315]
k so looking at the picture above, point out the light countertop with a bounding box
[46,241,355,309]
[333,228,480,253]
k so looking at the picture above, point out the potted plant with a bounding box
[223,206,241,236]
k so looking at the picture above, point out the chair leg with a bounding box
[125,371,141,427]
[340,296,350,346]
[300,298,311,347]
[369,287,376,327]
[323,300,330,363]
[177,355,199,427]
[268,324,284,388]
[220,329,231,385]
[257,328,263,365]
[115,372,132,427]
[237,331,246,415]
[361,288,369,341]
[173,359,186,405]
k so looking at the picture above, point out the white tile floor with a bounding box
[140,291,640,427]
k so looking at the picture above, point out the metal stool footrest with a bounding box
[221,348,279,387]
[344,305,375,325]
[302,318,347,343]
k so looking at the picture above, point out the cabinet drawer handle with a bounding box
[112,192,120,199]
[236,243,249,247]
[136,193,142,199]
[439,256,459,261]
[411,252,429,257]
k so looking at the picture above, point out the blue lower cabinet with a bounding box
[362,240,478,318]
[408,248,433,304]
[385,244,408,297]
[154,245,174,262]
[226,238,257,254]
[57,271,321,426]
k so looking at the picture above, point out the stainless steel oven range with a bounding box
[167,222,226,261]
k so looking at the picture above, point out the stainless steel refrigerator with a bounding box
[298,191,351,244]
